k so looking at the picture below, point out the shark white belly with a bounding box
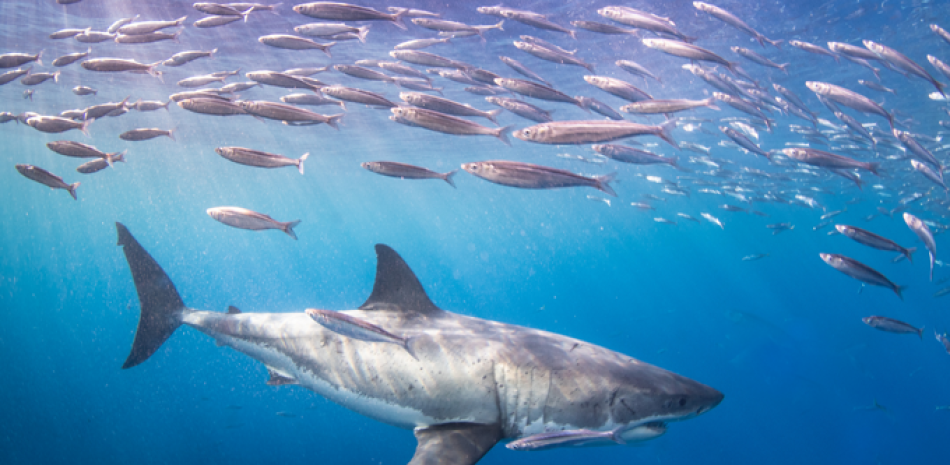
[115,222,723,465]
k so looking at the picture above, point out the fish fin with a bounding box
[283,220,301,240]
[266,368,298,386]
[240,7,253,22]
[67,182,79,200]
[227,305,242,315]
[403,336,419,360]
[906,247,917,264]
[919,326,924,340]
[357,26,370,43]
[895,285,907,300]
[486,108,502,124]
[298,152,309,175]
[657,119,678,148]
[410,423,501,465]
[779,63,790,75]
[868,162,880,176]
[359,245,442,315]
[112,151,126,164]
[769,38,784,49]
[35,49,44,67]
[390,8,408,30]
[80,117,94,136]
[443,170,457,188]
[326,113,344,130]
[321,42,336,58]
[116,223,186,369]
[495,125,513,146]
[595,172,618,197]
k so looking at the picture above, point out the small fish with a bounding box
[677,213,699,223]
[258,35,335,56]
[630,202,654,211]
[305,309,415,358]
[462,161,616,196]
[654,217,677,225]
[693,2,780,47]
[77,153,126,174]
[742,253,769,261]
[701,213,724,229]
[586,195,611,207]
[862,316,923,339]
[361,161,456,187]
[120,128,175,142]
[216,147,308,174]
[207,207,301,239]
[506,428,624,451]
[766,223,794,234]
[904,213,937,281]
[936,331,950,354]
[275,412,297,418]
[820,253,904,299]
[15,164,80,200]
[934,286,950,298]
[820,209,847,220]
[719,204,746,213]
[391,107,511,144]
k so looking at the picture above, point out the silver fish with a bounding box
[293,3,407,29]
[499,56,549,85]
[390,50,468,69]
[731,46,788,72]
[576,97,623,120]
[0,51,42,68]
[239,100,342,127]
[258,35,335,56]
[583,75,651,102]
[120,128,176,141]
[77,153,126,174]
[701,213,724,229]
[177,98,247,116]
[15,164,79,200]
[485,96,552,122]
[321,85,395,107]
[47,141,122,164]
[592,144,677,168]
[782,148,879,174]
[834,225,916,262]
[911,160,948,193]
[643,38,736,73]
[115,30,182,44]
[862,316,923,339]
[281,93,346,109]
[693,2,780,47]
[390,107,511,144]
[514,41,593,72]
[493,78,584,109]
[904,213,937,281]
[26,116,93,135]
[206,206,300,239]
[163,49,218,67]
[247,70,323,92]
[52,48,91,67]
[597,6,693,42]
[788,40,839,61]
[216,147,308,174]
[399,92,500,123]
[361,161,456,187]
[621,98,719,115]
[463,160,616,196]
[412,18,503,38]
[615,60,660,82]
[305,309,415,357]
[393,38,449,50]
[117,16,187,35]
[194,16,243,28]
[571,20,640,37]
[864,40,945,96]
[514,120,676,147]
[820,253,904,299]
[81,58,161,77]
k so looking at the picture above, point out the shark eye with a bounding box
[679,397,687,407]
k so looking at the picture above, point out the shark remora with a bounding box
[116,222,723,464]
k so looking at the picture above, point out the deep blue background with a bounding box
[1,0,948,464]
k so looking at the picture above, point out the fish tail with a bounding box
[112,150,127,164]
[682,35,698,44]
[584,62,596,73]
[67,182,79,200]
[326,113,344,130]
[494,20,504,31]
[297,152,309,175]
[166,128,176,141]
[53,70,60,83]
[268,3,283,15]
[79,117,94,136]
[595,172,618,197]
[930,252,935,282]
[705,97,720,111]
[495,125,513,146]
[321,42,336,58]
[657,119,678,148]
[443,169,457,188]
[867,162,880,176]
[106,149,126,167]
[115,222,187,369]
[568,29,577,40]
[172,28,183,44]
[357,26,370,44]
[871,67,881,81]
[486,108,502,124]
[283,220,301,240]
[904,247,916,264]
[918,326,924,340]
[175,15,187,26]
[894,285,906,300]
[390,8,408,30]
[770,38,784,49]
[779,63,789,75]
[241,7,253,22]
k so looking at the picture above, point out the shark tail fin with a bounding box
[116,222,186,369]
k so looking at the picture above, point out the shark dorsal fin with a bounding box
[359,244,441,316]
[227,305,242,314]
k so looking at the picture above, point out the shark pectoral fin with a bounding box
[409,423,501,465]
[266,368,298,386]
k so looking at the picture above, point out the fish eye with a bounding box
[679,397,687,407]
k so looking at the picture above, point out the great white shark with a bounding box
[116,222,723,464]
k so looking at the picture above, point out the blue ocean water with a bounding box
[1,0,948,463]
